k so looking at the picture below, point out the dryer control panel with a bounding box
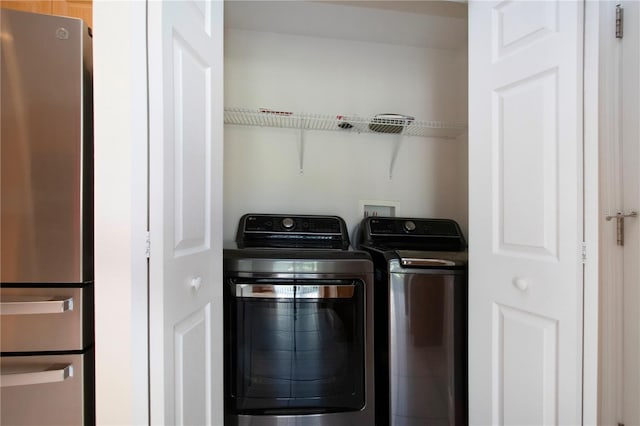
[236,214,350,250]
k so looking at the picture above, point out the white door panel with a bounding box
[494,68,559,259]
[469,1,583,425]
[148,1,224,424]
[493,0,558,58]
[175,306,212,426]
[493,304,558,426]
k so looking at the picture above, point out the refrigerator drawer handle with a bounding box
[1,364,73,387]
[0,297,73,315]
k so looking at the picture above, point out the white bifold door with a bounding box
[468,1,585,425]
[147,1,224,424]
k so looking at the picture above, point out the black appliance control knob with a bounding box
[403,220,416,232]
[282,217,295,230]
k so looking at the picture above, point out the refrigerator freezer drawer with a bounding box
[0,352,93,425]
[0,285,93,352]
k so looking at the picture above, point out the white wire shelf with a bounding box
[224,108,467,139]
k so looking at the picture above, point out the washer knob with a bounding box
[403,220,416,232]
[282,217,295,230]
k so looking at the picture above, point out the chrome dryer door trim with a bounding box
[232,283,356,299]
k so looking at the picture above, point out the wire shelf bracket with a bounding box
[298,128,305,174]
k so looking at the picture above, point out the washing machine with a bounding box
[357,216,468,426]
[223,214,375,426]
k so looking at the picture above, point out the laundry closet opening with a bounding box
[222,0,469,239]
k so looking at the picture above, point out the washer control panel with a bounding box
[360,217,466,251]
[367,217,459,236]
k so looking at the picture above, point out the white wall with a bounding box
[223,29,468,242]
[93,1,148,424]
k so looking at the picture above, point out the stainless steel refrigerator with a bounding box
[0,8,94,425]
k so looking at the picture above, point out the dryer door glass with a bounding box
[227,279,365,414]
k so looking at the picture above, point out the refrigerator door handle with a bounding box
[0,364,73,387]
[0,296,73,315]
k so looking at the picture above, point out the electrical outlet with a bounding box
[359,200,399,218]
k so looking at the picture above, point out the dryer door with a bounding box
[226,279,366,414]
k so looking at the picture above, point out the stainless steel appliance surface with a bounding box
[1,9,94,425]
[357,217,468,426]
[224,214,374,426]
